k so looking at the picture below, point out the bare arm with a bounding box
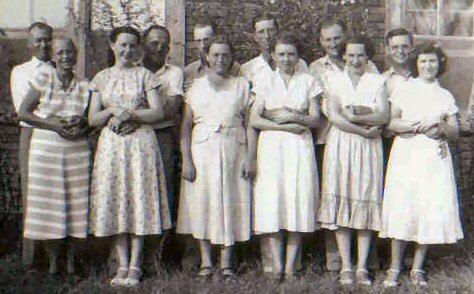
[88,91,114,127]
[18,87,63,133]
[386,105,416,134]
[180,104,196,181]
[250,99,306,133]
[348,87,389,126]
[264,94,321,128]
[327,93,369,136]
[130,88,165,124]
[439,114,459,141]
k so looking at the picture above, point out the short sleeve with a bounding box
[167,68,184,96]
[143,69,161,92]
[250,72,270,106]
[89,70,106,93]
[240,77,252,109]
[308,76,323,99]
[29,69,52,92]
[445,92,459,116]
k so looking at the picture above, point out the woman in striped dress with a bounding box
[18,37,91,275]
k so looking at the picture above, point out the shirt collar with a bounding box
[31,56,50,68]
[155,64,170,76]
[385,66,411,80]
[322,55,343,71]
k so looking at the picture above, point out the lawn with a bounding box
[1,236,473,294]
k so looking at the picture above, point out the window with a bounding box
[402,0,474,38]
[0,0,70,28]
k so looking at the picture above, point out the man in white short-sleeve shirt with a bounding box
[10,21,53,267]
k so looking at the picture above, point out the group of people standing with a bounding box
[10,11,464,288]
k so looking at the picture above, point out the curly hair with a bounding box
[337,35,375,59]
[411,43,448,78]
[270,31,302,55]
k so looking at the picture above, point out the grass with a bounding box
[1,237,474,294]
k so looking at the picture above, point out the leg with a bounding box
[266,232,284,275]
[324,230,341,271]
[260,235,273,273]
[383,238,406,287]
[220,245,235,277]
[127,235,144,286]
[410,243,429,286]
[111,234,129,285]
[66,238,76,275]
[355,230,372,285]
[335,228,353,285]
[45,240,61,275]
[19,127,34,266]
[366,235,380,270]
[284,232,302,275]
[197,239,213,276]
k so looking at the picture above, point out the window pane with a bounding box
[443,0,474,36]
[403,0,438,35]
[32,0,69,28]
[0,0,31,28]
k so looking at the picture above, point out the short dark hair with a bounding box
[28,22,53,35]
[52,37,77,55]
[204,34,234,55]
[270,31,302,55]
[411,43,448,78]
[109,26,141,44]
[385,28,413,46]
[338,35,375,59]
[194,17,216,32]
[143,24,171,44]
[318,17,347,34]
[252,11,278,31]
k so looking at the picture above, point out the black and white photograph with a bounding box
[0,0,473,293]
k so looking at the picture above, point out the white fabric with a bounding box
[252,69,321,234]
[176,76,251,246]
[379,78,463,244]
[318,71,385,231]
[10,57,54,127]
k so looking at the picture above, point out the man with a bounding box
[10,22,53,267]
[184,18,240,91]
[240,12,308,85]
[142,24,184,270]
[308,18,379,272]
[382,28,414,167]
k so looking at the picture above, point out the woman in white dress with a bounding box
[177,35,252,278]
[250,32,322,279]
[88,27,170,286]
[380,43,463,287]
[318,36,389,285]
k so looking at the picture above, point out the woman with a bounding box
[18,37,90,275]
[318,36,389,286]
[177,35,252,278]
[250,32,321,280]
[88,26,170,286]
[380,43,463,287]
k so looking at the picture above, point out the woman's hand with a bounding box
[352,105,373,115]
[242,154,256,180]
[412,118,440,134]
[108,106,128,117]
[117,121,140,136]
[282,124,307,134]
[341,105,357,122]
[182,160,197,182]
[263,108,297,124]
[362,126,382,138]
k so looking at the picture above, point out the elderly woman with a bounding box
[379,43,463,287]
[18,37,90,275]
[88,26,170,286]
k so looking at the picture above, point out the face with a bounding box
[387,35,412,65]
[254,19,277,53]
[417,53,439,81]
[271,43,299,74]
[52,40,76,71]
[320,24,344,57]
[143,29,170,62]
[110,33,139,66]
[194,25,213,53]
[206,43,232,75]
[344,43,368,70]
[29,27,52,61]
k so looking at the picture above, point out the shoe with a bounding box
[197,266,213,278]
[410,269,428,286]
[383,269,400,288]
[339,269,354,286]
[355,269,372,286]
[110,267,128,286]
[125,266,142,287]
[221,267,236,281]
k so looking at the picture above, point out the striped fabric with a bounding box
[23,129,90,240]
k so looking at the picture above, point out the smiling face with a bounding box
[320,24,344,58]
[254,19,277,53]
[271,43,299,74]
[29,27,53,62]
[52,39,76,71]
[206,43,232,76]
[417,53,439,81]
[344,43,368,70]
[110,33,139,67]
[143,28,170,63]
[194,25,214,54]
[387,35,413,66]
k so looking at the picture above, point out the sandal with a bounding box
[339,269,354,286]
[125,266,142,287]
[198,266,213,278]
[355,269,372,286]
[410,269,428,286]
[383,269,400,288]
[110,267,128,286]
